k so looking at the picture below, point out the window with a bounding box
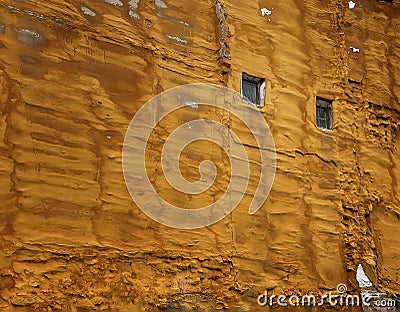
[316,98,333,130]
[241,73,265,108]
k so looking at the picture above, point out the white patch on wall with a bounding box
[348,1,356,9]
[155,0,168,9]
[105,0,123,7]
[184,102,199,109]
[356,264,373,288]
[154,0,190,27]
[16,28,45,46]
[129,0,140,19]
[166,34,188,44]
[178,94,199,109]
[81,6,96,17]
[350,46,360,53]
[260,8,272,16]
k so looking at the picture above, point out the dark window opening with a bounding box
[241,73,265,108]
[316,98,333,130]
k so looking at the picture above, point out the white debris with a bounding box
[129,0,140,19]
[260,7,272,16]
[106,135,112,140]
[6,5,20,12]
[178,20,190,27]
[166,34,188,44]
[348,1,356,9]
[81,6,96,16]
[356,264,373,288]
[129,11,140,19]
[25,10,35,17]
[24,9,47,20]
[105,0,123,7]
[155,0,168,9]
[350,46,360,53]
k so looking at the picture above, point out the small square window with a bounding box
[241,73,265,108]
[316,98,333,130]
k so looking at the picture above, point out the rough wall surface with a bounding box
[0,0,399,310]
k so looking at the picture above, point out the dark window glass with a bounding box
[242,79,258,104]
[316,98,333,130]
[241,73,265,107]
